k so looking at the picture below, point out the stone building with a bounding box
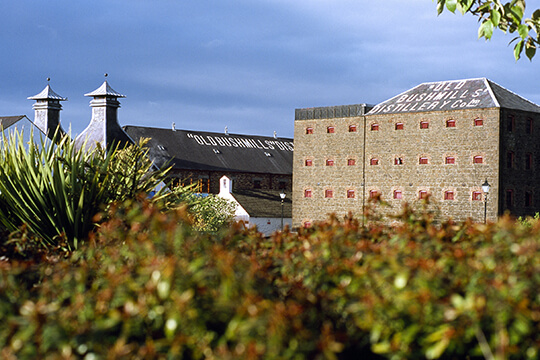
[292,78,540,227]
[124,125,294,194]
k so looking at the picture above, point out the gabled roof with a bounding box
[367,78,540,115]
[233,189,292,218]
[124,126,294,175]
[0,115,28,129]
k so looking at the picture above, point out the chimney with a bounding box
[27,80,67,140]
[75,77,132,151]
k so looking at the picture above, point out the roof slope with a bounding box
[0,115,28,129]
[233,189,292,218]
[367,78,540,115]
[124,126,294,175]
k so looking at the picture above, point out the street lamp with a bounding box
[482,179,490,224]
[280,192,286,230]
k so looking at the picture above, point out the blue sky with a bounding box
[2,1,539,138]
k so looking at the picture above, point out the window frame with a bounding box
[393,190,402,199]
[306,127,313,134]
[473,155,483,164]
[370,158,379,166]
[418,190,428,200]
[419,157,429,165]
[326,159,334,166]
[347,158,356,166]
[325,189,333,198]
[395,122,404,130]
[474,118,483,127]
[305,159,313,166]
[420,121,429,129]
[506,151,514,169]
[444,191,454,200]
[445,156,455,164]
[446,119,456,128]
[327,126,335,134]
[472,191,482,201]
[347,189,355,199]
[371,123,380,131]
[348,124,357,132]
[304,189,312,198]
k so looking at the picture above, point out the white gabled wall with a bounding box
[218,176,250,223]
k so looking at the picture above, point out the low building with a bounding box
[218,176,292,235]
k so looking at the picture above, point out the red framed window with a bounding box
[446,119,456,128]
[395,122,404,130]
[369,190,379,199]
[445,156,455,164]
[393,190,402,199]
[349,125,357,132]
[370,158,379,165]
[444,191,454,200]
[303,221,312,228]
[505,189,514,208]
[472,191,482,201]
[327,126,335,133]
[474,118,483,127]
[347,190,355,198]
[506,151,514,169]
[525,192,533,207]
[419,157,428,165]
[527,118,533,134]
[473,155,483,164]
[326,159,334,166]
[526,153,533,170]
[306,127,313,134]
[305,159,313,166]
[304,189,312,198]
[371,123,379,131]
[420,121,429,129]
[394,157,403,165]
[325,189,333,198]
[347,159,356,166]
[418,190,428,200]
[507,115,515,132]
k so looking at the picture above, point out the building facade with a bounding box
[293,78,540,227]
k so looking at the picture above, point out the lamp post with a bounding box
[482,179,490,224]
[280,192,286,231]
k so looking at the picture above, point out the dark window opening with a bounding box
[506,151,514,169]
[506,189,514,208]
[525,192,533,207]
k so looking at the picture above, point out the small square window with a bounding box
[303,221,312,228]
[420,121,429,129]
[306,127,313,134]
[253,179,262,189]
[393,190,402,199]
[527,118,533,134]
[395,123,404,130]
[526,153,533,170]
[472,191,482,201]
[370,158,379,166]
[419,157,428,165]
[304,189,312,198]
[347,159,356,166]
[325,189,333,198]
[305,159,313,166]
[474,118,483,127]
[444,191,454,200]
[394,157,403,165]
[506,189,514,208]
[445,156,455,164]
[326,159,334,166]
[446,119,456,128]
[506,152,514,169]
[473,156,483,164]
[371,123,379,131]
[369,190,379,199]
[525,192,533,207]
[347,190,355,198]
[419,190,428,200]
[279,181,287,190]
[349,125,357,132]
[507,115,515,132]
[327,126,335,134]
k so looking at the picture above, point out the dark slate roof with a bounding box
[367,78,540,115]
[0,115,28,129]
[124,126,294,175]
[233,189,292,218]
[295,103,373,120]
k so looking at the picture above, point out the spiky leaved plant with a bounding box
[0,129,192,251]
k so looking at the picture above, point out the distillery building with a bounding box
[292,78,540,227]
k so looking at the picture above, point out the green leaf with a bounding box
[437,0,446,16]
[478,20,494,39]
[514,39,525,60]
[525,40,536,61]
[445,0,457,13]
[491,9,501,27]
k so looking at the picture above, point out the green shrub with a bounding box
[0,201,538,359]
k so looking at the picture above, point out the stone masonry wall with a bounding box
[292,107,502,228]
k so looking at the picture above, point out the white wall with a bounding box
[250,217,292,236]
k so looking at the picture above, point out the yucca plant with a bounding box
[0,129,192,251]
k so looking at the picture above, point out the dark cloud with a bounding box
[1,1,539,137]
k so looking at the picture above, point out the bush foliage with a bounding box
[1,200,538,359]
